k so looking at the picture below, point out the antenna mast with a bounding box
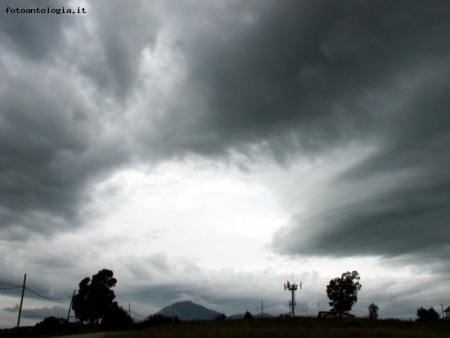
[284,277,302,317]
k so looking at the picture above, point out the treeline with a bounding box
[1,268,446,338]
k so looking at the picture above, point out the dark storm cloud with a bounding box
[132,0,450,260]
[273,180,450,257]
[140,0,362,160]
[0,1,160,238]
[0,0,146,238]
[76,1,159,102]
[272,68,450,258]
[1,0,449,266]
[0,53,129,238]
[0,0,74,61]
[140,0,450,161]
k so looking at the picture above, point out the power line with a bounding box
[130,310,146,318]
[25,287,72,303]
[0,286,22,290]
[0,282,22,288]
[1,280,73,301]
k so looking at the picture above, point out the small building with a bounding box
[444,306,450,320]
[318,310,355,319]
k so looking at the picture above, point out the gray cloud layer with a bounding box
[1,0,449,264]
[4,305,67,320]
[141,1,450,160]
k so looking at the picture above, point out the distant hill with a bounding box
[157,301,221,321]
[227,313,273,320]
[260,313,273,318]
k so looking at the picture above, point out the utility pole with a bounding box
[129,302,131,317]
[17,274,27,328]
[442,304,444,318]
[284,278,302,317]
[67,290,76,322]
[261,301,263,318]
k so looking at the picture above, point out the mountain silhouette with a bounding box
[157,301,221,321]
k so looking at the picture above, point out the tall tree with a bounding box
[72,269,117,324]
[326,270,362,317]
[368,302,379,319]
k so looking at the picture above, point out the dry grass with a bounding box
[104,317,450,338]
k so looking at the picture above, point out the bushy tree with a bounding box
[368,302,379,319]
[72,269,117,324]
[34,317,70,334]
[416,307,440,322]
[215,313,226,320]
[102,302,134,329]
[244,311,253,319]
[326,271,362,317]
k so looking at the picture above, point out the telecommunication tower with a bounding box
[284,278,302,317]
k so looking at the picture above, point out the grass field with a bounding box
[104,317,450,338]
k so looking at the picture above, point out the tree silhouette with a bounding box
[326,271,362,317]
[416,307,440,322]
[34,317,70,334]
[215,313,226,320]
[138,313,180,328]
[102,302,134,329]
[243,311,253,319]
[72,269,117,324]
[368,302,379,319]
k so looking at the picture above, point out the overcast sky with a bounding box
[1,0,449,328]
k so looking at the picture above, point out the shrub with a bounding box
[34,316,71,334]
[215,313,226,320]
[243,311,253,319]
[416,307,440,322]
[102,302,135,330]
[138,313,180,328]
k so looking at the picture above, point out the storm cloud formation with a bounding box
[144,1,450,159]
[0,0,147,238]
[150,0,450,261]
[1,0,450,264]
